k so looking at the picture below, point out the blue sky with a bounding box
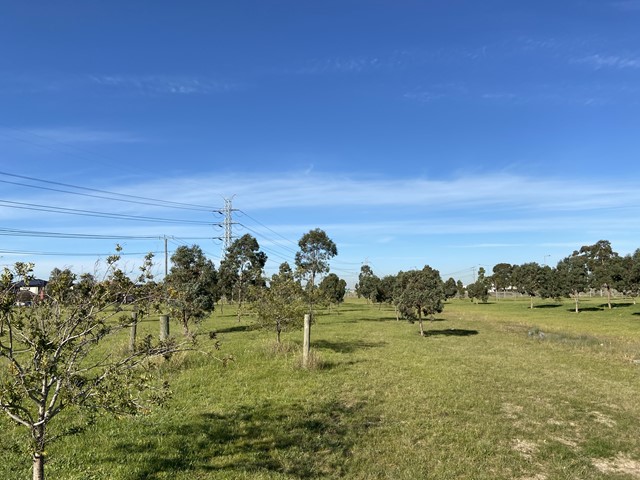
[2,0,640,286]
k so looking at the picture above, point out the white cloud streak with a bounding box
[88,74,238,95]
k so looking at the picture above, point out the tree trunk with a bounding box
[33,453,44,480]
[129,312,138,353]
[574,292,579,313]
[606,286,612,309]
[276,321,281,344]
[529,295,534,309]
[418,310,424,337]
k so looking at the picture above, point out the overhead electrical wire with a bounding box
[0,199,217,225]
[0,170,219,211]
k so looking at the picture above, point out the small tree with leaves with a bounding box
[0,251,182,480]
[218,234,267,321]
[295,228,338,318]
[164,245,218,336]
[252,262,307,343]
[397,266,445,336]
[318,273,347,310]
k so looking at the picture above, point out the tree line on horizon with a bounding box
[355,239,640,314]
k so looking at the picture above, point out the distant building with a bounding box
[14,279,48,304]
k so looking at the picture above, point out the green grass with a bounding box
[2,297,640,479]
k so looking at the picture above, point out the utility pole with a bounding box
[220,195,237,258]
[164,235,168,277]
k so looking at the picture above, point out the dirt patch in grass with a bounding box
[592,453,640,477]
[589,410,616,428]
[512,439,538,460]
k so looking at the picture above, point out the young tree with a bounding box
[456,279,466,299]
[295,228,338,316]
[0,256,179,480]
[397,266,445,336]
[46,268,76,305]
[467,267,489,303]
[443,277,458,300]
[355,265,381,303]
[252,263,306,343]
[218,234,267,321]
[164,245,218,335]
[318,273,347,309]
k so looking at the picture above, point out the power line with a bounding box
[0,199,218,225]
[0,178,213,212]
[0,170,218,211]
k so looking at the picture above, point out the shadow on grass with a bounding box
[357,315,399,322]
[313,339,387,354]
[533,304,563,309]
[423,328,479,337]
[599,302,634,308]
[114,399,379,480]
[214,324,256,334]
[572,307,604,312]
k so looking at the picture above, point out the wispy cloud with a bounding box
[122,171,640,215]
[88,74,238,95]
[572,54,640,69]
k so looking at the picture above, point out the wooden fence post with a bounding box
[160,314,169,341]
[302,313,311,368]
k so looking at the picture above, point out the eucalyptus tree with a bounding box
[356,264,381,303]
[577,240,623,309]
[491,263,513,299]
[556,254,589,313]
[319,273,347,309]
[295,228,337,317]
[378,274,397,305]
[164,245,218,335]
[512,262,545,309]
[0,255,180,480]
[622,249,640,303]
[219,234,267,320]
[397,266,445,336]
[467,267,489,303]
[443,277,458,300]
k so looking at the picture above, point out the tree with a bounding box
[491,263,513,299]
[512,262,544,309]
[577,240,622,309]
[0,255,180,480]
[378,275,397,305]
[443,277,458,300]
[164,245,218,335]
[456,279,466,299]
[355,265,381,303]
[46,268,76,305]
[219,234,267,321]
[622,249,640,304]
[318,273,347,308]
[467,267,489,303]
[556,254,589,313]
[252,263,306,343]
[397,266,445,336]
[294,228,338,316]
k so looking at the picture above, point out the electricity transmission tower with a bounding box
[220,196,237,257]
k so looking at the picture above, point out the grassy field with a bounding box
[2,297,640,479]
